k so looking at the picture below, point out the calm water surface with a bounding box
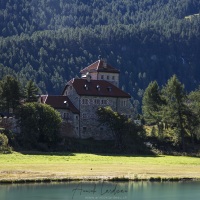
[0,181,200,200]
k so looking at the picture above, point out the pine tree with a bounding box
[24,80,39,102]
[162,75,187,151]
[0,76,22,113]
[142,81,163,124]
[187,87,200,145]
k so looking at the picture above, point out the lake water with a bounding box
[0,181,200,200]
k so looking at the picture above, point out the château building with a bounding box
[40,59,134,140]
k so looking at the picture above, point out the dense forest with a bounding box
[0,0,200,112]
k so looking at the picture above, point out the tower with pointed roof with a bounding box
[80,59,120,87]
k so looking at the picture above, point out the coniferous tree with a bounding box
[0,82,3,112]
[162,75,187,151]
[187,87,200,144]
[24,80,39,102]
[0,76,22,113]
[142,81,164,137]
[142,81,163,124]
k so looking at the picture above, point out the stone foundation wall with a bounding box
[57,109,79,138]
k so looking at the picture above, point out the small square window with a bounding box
[82,113,87,119]
[95,99,100,105]
[89,99,93,105]
[121,100,127,107]
[63,113,69,119]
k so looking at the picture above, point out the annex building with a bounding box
[40,59,134,140]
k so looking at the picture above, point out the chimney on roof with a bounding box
[84,84,89,90]
[64,100,69,107]
[96,85,100,91]
[103,58,107,68]
[86,72,91,82]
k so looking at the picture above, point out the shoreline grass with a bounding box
[1,152,200,184]
[0,177,198,184]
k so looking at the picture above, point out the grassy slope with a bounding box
[0,152,200,181]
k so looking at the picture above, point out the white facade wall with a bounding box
[97,72,119,87]
[90,72,98,80]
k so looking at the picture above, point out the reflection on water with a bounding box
[0,181,200,200]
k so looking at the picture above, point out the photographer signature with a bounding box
[72,182,128,199]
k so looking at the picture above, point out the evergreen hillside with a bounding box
[0,0,200,110]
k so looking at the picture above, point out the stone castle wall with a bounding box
[57,109,79,138]
[64,84,80,110]
[79,95,118,139]
[62,85,133,140]
[116,98,134,119]
[62,73,133,140]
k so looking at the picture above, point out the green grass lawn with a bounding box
[0,152,200,182]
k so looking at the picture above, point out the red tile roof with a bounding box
[63,79,131,98]
[80,60,120,74]
[41,95,79,114]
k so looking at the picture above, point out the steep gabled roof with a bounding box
[62,79,130,98]
[80,60,120,74]
[41,95,79,114]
